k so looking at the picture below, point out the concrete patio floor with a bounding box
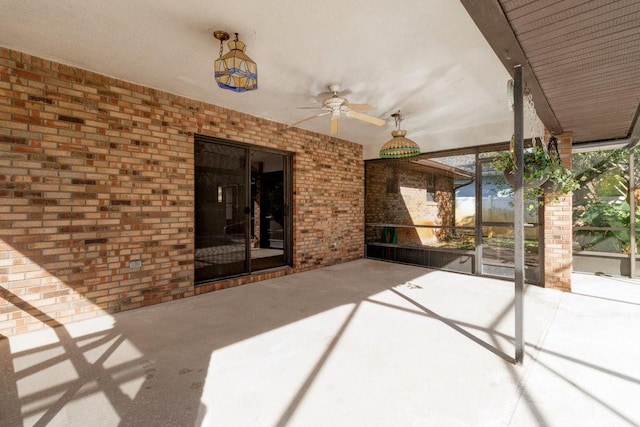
[1,259,639,426]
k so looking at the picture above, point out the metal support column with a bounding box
[475,151,483,276]
[630,149,636,278]
[513,65,525,365]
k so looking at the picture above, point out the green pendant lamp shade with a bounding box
[379,111,420,158]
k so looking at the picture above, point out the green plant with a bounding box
[545,157,581,194]
[492,144,579,203]
[493,145,548,185]
[573,199,639,253]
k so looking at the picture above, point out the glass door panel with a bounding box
[480,160,512,276]
[480,159,541,283]
[251,151,286,271]
[195,142,249,282]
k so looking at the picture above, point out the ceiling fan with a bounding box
[288,84,386,134]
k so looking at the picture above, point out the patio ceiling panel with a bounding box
[500,0,640,143]
[0,1,638,152]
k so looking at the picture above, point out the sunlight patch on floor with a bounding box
[198,303,357,426]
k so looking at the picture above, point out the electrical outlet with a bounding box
[129,260,142,269]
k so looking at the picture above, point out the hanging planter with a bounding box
[494,82,579,203]
[492,138,579,204]
[501,146,550,188]
[503,168,549,188]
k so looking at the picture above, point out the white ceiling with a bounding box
[0,0,516,159]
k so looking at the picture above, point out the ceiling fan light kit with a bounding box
[213,31,258,92]
[379,110,421,158]
[288,85,386,134]
[286,86,419,159]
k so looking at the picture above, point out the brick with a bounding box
[0,45,364,337]
[543,133,573,291]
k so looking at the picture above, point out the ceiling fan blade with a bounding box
[330,114,339,134]
[288,111,330,128]
[345,110,387,126]
[345,103,375,111]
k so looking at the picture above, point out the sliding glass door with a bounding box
[195,136,291,284]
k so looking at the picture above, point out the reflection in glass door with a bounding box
[195,142,249,282]
[250,150,287,271]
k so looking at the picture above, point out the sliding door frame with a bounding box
[194,134,292,284]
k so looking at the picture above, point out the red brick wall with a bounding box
[543,133,573,291]
[0,47,364,336]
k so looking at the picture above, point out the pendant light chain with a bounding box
[524,89,547,153]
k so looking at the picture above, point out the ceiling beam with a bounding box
[459,0,563,134]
